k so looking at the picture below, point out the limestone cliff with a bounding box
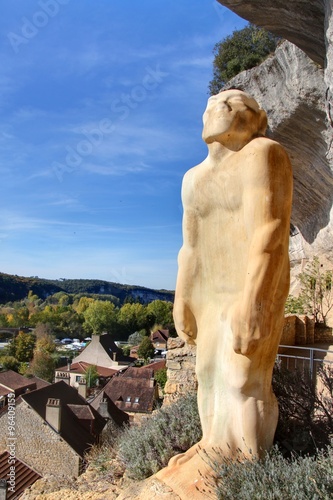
[218,0,333,285]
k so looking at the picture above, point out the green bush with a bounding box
[117,393,201,480]
[209,443,333,499]
[209,24,280,94]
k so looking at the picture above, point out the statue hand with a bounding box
[173,299,197,345]
[231,302,262,355]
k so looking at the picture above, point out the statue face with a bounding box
[202,90,261,146]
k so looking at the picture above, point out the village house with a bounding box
[71,334,135,370]
[150,329,169,352]
[54,360,120,395]
[0,381,107,478]
[91,366,159,424]
[0,370,49,408]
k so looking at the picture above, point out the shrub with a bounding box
[298,257,333,325]
[209,24,280,94]
[273,363,333,453]
[117,392,201,480]
[154,367,167,391]
[208,443,333,499]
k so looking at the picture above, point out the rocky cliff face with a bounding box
[219,0,333,283]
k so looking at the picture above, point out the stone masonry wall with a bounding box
[0,400,81,478]
[281,315,315,345]
[163,337,197,406]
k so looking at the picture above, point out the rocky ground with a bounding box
[21,465,182,500]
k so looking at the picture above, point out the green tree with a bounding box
[29,351,55,382]
[298,257,333,325]
[118,303,148,335]
[83,300,117,335]
[34,324,56,354]
[137,337,155,363]
[284,295,306,315]
[146,300,174,329]
[0,314,9,327]
[8,305,29,327]
[209,24,281,94]
[74,296,95,314]
[0,356,19,372]
[7,331,36,362]
[128,330,145,346]
[155,367,167,391]
[84,365,99,388]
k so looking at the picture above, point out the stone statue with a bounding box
[156,89,293,498]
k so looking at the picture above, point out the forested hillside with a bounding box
[0,272,174,305]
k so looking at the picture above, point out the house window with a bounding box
[75,376,82,382]
[134,397,139,404]
[126,396,131,402]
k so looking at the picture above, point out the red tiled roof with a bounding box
[0,451,41,499]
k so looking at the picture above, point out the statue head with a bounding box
[202,89,267,149]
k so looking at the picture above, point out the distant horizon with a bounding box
[0,269,175,292]
[0,1,246,290]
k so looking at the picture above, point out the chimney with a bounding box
[150,377,155,388]
[98,398,109,418]
[45,398,61,432]
[78,378,87,399]
[112,352,117,362]
[55,371,70,385]
[67,360,71,371]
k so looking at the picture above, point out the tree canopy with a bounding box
[209,24,281,95]
[137,337,155,363]
[83,300,117,335]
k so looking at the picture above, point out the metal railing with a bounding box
[277,345,333,381]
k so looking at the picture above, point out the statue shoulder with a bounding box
[242,137,292,191]
[250,137,290,160]
[182,161,205,185]
[246,137,292,172]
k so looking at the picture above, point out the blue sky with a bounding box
[0,0,246,290]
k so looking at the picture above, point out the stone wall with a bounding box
[0,400,81,478]
[163,337,197,406]
[314,326,333,343]
[281,315,315,345]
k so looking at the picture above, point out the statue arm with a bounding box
[232,142,293,355]
[173,172,198,345]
